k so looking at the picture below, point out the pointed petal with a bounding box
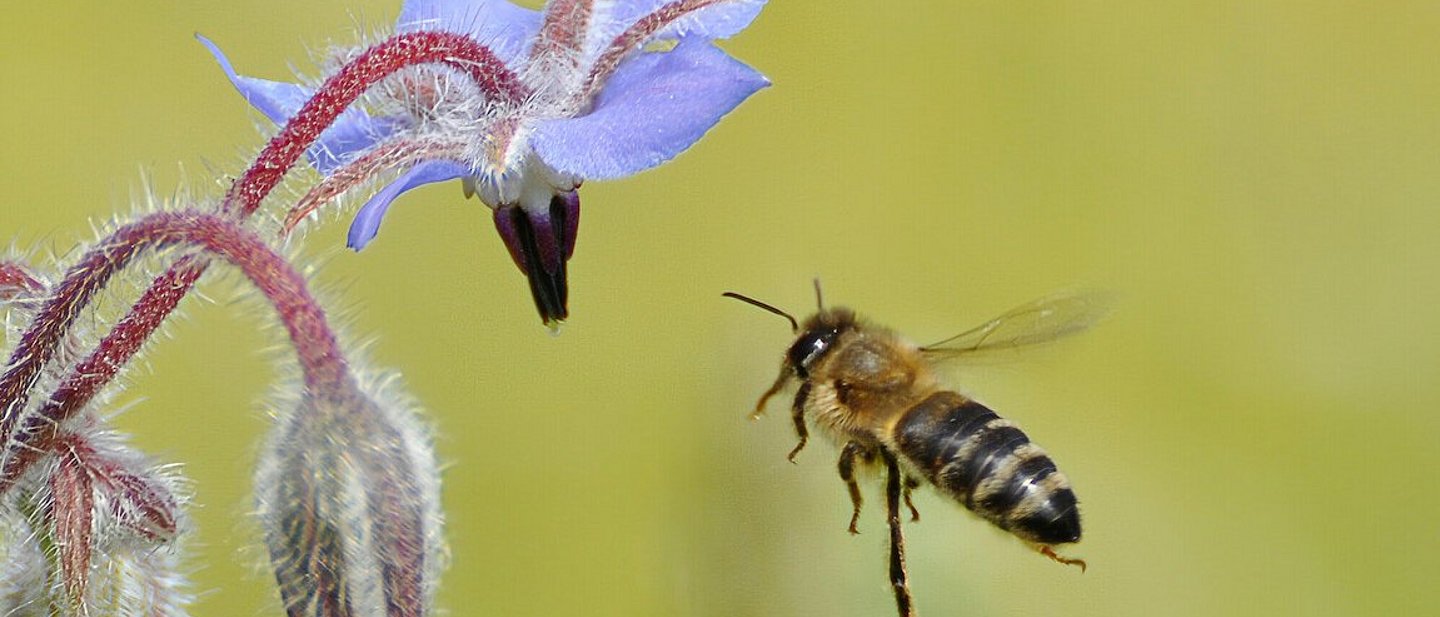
[531,38,768,180]
[0,260,45,301]
[51,450,93,608]
[347,161,469,250]
[198,34,392,174]
[398,0,543,66]
[104,468,181,542]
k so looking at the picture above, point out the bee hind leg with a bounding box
[837,441,870,534]
[883,451,916,617]
[1036,544,1087,573]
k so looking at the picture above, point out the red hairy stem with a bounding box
[223,29,527,216]
[283,138,467,235]
[581,0,729,99]
[530,0,594,66]
[37,30,523,461]
[0,211,351,495]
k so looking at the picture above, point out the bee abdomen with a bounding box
[894,391,1081,545]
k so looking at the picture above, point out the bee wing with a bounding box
[919,291,1114,359]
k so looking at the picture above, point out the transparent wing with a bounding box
[920,291,1114,359]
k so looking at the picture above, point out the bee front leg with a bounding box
[786,382,811,462]
[837,441,869,534]
[751,369,791,420]
[884,451,916,617]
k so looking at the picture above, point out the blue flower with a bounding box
[204,0,769,326]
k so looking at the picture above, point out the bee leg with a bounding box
[837,441,868,534]
[903,477,921,523]
[883,451,916,617]
[751,370,791,420]
[785,383,811,463]
[1037,545,1088,573]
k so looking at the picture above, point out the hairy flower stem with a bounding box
[581,0,734,99]
[25,31,524,476]
[0,211,352,495]
[284,138,467,235]
[220,30,528,216]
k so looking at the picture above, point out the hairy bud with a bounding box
[256,379,443,617]
[0,421,193,616]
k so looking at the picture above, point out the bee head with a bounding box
[788,309,856,378]
[723,281,855,417]
[724,280,858,380]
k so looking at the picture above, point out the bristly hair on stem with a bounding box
[0,19,524,617]
[0,211,354,495]
[0,209,443,616]
[31,29,532,479]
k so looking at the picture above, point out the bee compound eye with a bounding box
[788,329,838,376]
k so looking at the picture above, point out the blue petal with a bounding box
[347,161,469,250]
[198,34,390,174]
[397,0,542,66]
[608,0,766,44]
[530,38,769,180]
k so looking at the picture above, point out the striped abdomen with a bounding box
[893,391,1081,545]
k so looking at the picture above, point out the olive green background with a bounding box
[3,1,1438,615]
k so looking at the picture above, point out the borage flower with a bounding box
[205,0,769,327]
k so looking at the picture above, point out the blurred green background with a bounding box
[4,1,1440,615]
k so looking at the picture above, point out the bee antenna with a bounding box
[723,292,799,332]
[813,278,825,311]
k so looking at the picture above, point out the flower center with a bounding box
[465,153,580,214]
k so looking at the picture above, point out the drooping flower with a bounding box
[204,0,769,327]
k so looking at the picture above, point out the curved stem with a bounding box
[0,211,351,495]
[34,30,521,460]
[580,0,731,100]
[223,30,527,216]
[283,137,467,236]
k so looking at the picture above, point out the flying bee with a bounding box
[725,283,1107,617]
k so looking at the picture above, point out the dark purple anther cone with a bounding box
[493,190,580,327]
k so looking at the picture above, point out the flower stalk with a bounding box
[32,29,531,472]
[0,211,351,495]
[1,210,442,616]
[217,29,528,217]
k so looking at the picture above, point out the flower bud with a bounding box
[256,378,442,617]
[0,427,192,616]
[40,425,191,615]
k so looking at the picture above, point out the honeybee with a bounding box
[726,283,1107,617]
